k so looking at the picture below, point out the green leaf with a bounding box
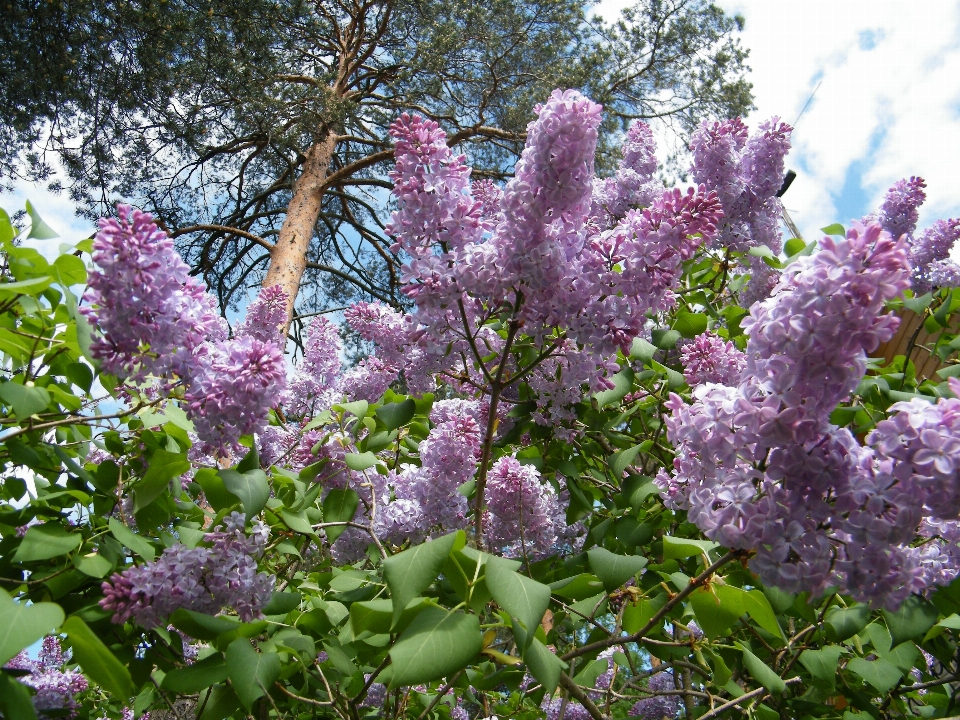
[622,595,666,635]
[0,277,53,299]
[225,638,281,710]
[388,607,482,687]
[350,598,430,636]
[0,589,65,666]
[486,556,551,649]
[586,547,647,592]
[662,535,718,561]
[52,255,87,286]
[825,604,871,642]
[194,469,240,512]
[799,646,845,685]
[748,244,776,259]
[376,399,416,430]
[904,292,934,315]
[0,382,51,419]
[161,654,229,693]
[281,508,316,536]
[344,451,377,471]
[740,644,785,694]
[197,685,242,720]
[169,609,242,641]
[882,595,938,646]
[337,400,369,418]
[74,553,113,578]
[0,673,38,720]
[383,531,461,629]
[0,208,14,245]
[108,518,156,561]
[673,312,708,338]
[135,449,190,511]
[522,636,567,694]
[25,201,58,239]
[609,444,642,478]
[785,238,806,257]
[593,369,634,408]
[218,469,269,521]
[63,616,134,699]
[743,589,783,639]
[322,488,359,542]
[262,592,301,616]
[846,657,901,694]
[629,337,656,364]
[13,523,82,562]
[690,586,743,638]
[821,223,846,236]
[651,328,681,349]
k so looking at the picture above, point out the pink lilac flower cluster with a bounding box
[656,222,960,608]
[875,176,926,242]
[629,671,679,719]
[679,332,746,386]
[689,117,792,306]
[385,90,722,436]
[100,512,274,628]
[235,284,288,344]
[589,120,660,229]
[286,316,343,417]
[483,456,568,559]
[83,209,286,454]
[910,219,960,293]
[5,637,88,715]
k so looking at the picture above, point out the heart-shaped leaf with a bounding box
[14,523,82,562]
[0,589,64,666]
[322,488,359,542]
[225,638,281,710]
[376,399,416,430]
[587,547,647,592]
[388,607,482,687]
[485,556,550,649]
[219,469,269,521]
[384,531,462,629]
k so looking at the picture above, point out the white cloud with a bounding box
[597,0,960,246]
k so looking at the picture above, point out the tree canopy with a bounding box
[1,0,753,326]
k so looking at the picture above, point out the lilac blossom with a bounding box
[235,285,288,345]
[81,205,222,379]
[629,671,679,719]
[590,120,660,228]
[340,356,398,402]
[5,637,88,715]
[679,332,746,386]
[541,697,592,720]
[100,512,274,628]
[484,456,564,559]
[876,176,926,242]
[184,336,286,454]
[927,259,960,288]
[910,219,960,292]
[287,316,343,417]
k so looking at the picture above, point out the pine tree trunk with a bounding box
[264,131,337,330]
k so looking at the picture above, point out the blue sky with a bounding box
[7,0,960,256]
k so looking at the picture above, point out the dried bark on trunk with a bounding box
[263,131,338,331]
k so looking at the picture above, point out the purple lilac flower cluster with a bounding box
[286,316,343,417]
[689,117,792,306]
[910,219,960,293]
[100,512,274,628]
[679,332,746,386]
[629,671,679,719]
[235,284,288,344]
[589,120,660,229]
[385,90,723,435]
[6,637,88,715]
[875,176,926,242]
[83,209,287,454]
[541,697,592,720]
[656,222,960,608]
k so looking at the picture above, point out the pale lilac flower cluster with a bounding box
[541,697,592,720]
[235,285,288,344]
[84,207,286,454]
[385,91,723,435]
[875,176,926,242]
[340,356,398,402]
[185,337,286,453]
[6,637,88,715]
[484,456,566,559]
[690,117,792,305]
[472,178,504,224]
[590,120,660,229]
[679,332,746,386]
[656,222,956,608]
[286,316,343,417]
[81,205,223,379]
[910,219,960,293]
[100,512,274,628]
[629,671,678,719]
[927,259,960,288]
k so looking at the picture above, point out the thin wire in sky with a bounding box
[793,80,823,128]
